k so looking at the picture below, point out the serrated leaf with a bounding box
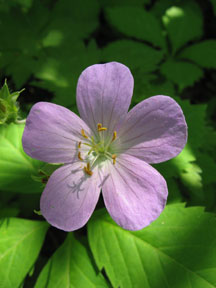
[163,3,203,53]
[180,40,216,69]
[160,59,203,90]
[35,233,109,288]
[88,204,216,288]
[106,6,165,48]
[0,218,48,288]
[0,124,44,193]
[102,40,164,73]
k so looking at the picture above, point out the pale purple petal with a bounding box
[114,95,187,164]
[40,162,101,231]
[22,102,91,163]
[76,62,134,135]
[102,154,168,230]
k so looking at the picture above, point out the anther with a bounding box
[97,123,107,132]
[78,152,83,161]
[84,167,93,176]
[78,141,82,148]
[84,162,93,176]
[111,131,117,142]
[81,129,88,139]
[87,162,90,170]
[112,154,117,165]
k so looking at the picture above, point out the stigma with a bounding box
[78,124,118,176]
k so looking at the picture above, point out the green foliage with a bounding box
[105,6,166,48]
[162,2,203,54]
[209,0,216,15]
[0,218,48,288]
[35,233,109,288]
[160,59,204,91]
[88,204,216,288]
[0,124,44,193]
[0,0,216,287]
[102,40,164,72]
[180,40,216,69]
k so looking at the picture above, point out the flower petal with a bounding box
[76,62,134,135]
[22,102,91,163]
[40,162,101,231]
[115,95,187,163]
[102,154,168,230]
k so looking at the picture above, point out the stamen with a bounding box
[87,162,90,170]
[112,154,117,165]
[84,167,93,176]
[81,129,88,139]
[112,131,117,142]
[84,162,93,176]
[78,152,83,161]
[97,123,107,132]
[78,141,82,148]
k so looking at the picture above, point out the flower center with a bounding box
[78,123,117,176]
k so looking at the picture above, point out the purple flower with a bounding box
[22,62,187,231]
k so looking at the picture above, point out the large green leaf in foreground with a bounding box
[88,204,216,288]
[0,124,44,193]
[35,233,108,288]
[0,218,48,288]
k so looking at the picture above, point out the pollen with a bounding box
[81,129,88,139]
[97,123,107,132]
[112,131,117,142]
[78,141,82,148]
[78,152,83,161]
[112,154,117,165]
[84,162,93,176]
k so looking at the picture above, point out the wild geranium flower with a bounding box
[22,62,187,231]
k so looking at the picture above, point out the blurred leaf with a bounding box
[166,178,183,204]
[180,40,216,69]
[48,0,99,41]
[174,98,206,151]
[0,218,48,288]
[88,204,216,288]
[100,0,150,7]
[34,40,100,107]
[209,0,216,15]
[35,233,109,288]
[102,40,164,73]
[106,6,166,48]
[0,208,20,218]
[160,59,203,90]
[0,124,44,193]
[132,74,175,103]
[163,3,203,53]
[151,0,181,18]
[171,145,203,200]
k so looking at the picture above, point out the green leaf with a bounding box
[102,40,164,73]
[34,40,100,107]
[0,218,48,288]
[0,124,44,193]
[35,233,109,288]
[163,3,203,53]
[105,6,165,48]
[88,204,216,288]
[180,40,216,69]
[132,74,175,103]
[160,59,203,90]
